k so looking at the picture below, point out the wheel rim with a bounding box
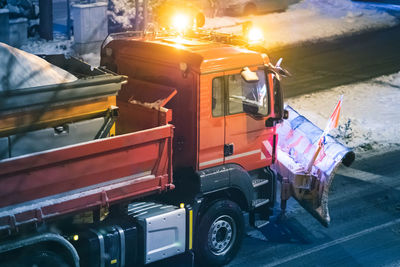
[208,215,237,256]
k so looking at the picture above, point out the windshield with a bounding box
[228,70,268,116]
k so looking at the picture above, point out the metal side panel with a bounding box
[130,203,186,264]
[10,117,105,157]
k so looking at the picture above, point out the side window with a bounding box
[212,77,224,117]
[227,74,244,114]
[228,70,268,116]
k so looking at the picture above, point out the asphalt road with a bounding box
[228,150,400,267]
[267,24,400,98]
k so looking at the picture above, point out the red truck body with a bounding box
[0,55,176,233]
[0,103,173,232]
[0,30,354,267]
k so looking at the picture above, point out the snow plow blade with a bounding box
[272,106,355,227]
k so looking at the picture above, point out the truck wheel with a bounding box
[22,248,70,267]
[196,200,244,266]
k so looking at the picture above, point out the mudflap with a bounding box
[272,106,355,227]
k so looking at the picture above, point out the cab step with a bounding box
[252,198,270,208]
[254,220,269,229]
[249,211,271,229]
[252,178,269,188]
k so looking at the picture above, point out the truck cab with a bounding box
[101,34,284,169]
[101,32,285,264]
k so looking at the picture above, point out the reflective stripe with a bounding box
[264,141,273,155]
[189,209,193,250]
[200,149,264,168]
[199,158,224,168]
[226,149,261,161]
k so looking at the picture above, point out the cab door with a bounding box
[223,68,275,171]
[198,73,225,170]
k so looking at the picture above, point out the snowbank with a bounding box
[20,34,100,67]
[204,0,398,49]
[0,42,77,91]
[20,34,74,56]
[286,71,400,155]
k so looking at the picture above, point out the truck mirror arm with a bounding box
[265,109,288,127]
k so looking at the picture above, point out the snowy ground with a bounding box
[286,72,400,156]
[204,0,399,49]
[19,0,400,66]
[21,33,74,56]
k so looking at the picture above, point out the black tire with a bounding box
[21,248,70,267]
[195,200,244,266]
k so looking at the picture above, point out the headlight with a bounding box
[247,27,264,44]
[171,13,191,32]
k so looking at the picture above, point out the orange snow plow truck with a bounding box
[0,29,354,266]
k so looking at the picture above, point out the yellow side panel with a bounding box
[0,96,116,137]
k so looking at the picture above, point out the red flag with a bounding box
[309,95,343,172]
[318,95,343,146]
[326,95,343,132]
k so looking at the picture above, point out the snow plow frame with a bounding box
[273,106,355,226]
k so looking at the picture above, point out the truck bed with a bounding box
[0,57,175,232]
[0,55,125,137]
[0,105,173,232]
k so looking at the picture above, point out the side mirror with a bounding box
[265,58,291,81]
[272,77,284,120]
[264,58,290,127]
[265,109,288,127]
[283,109,289,120]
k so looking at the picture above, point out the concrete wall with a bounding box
[0,9,9,44]
[0,9,28,48]
[9,18,28,47]
[72,2,108,44]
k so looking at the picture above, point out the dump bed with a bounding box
[0,121,173,232]
[0,56,175,232]
[0,55,126,159]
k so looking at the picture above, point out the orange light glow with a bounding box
[171,14,190,32]
[247,27,264,44]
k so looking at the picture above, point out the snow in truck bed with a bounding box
[0,42,77,92]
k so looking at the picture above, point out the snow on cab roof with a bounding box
[110,36,264,74]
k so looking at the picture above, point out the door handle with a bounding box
[224,144,234,157]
